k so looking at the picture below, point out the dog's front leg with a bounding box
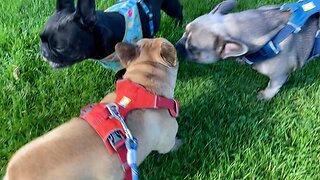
[156,117,179,154]
[161,0,183,24]
[257,74,288,100]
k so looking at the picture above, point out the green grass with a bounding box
[1,0,320,179]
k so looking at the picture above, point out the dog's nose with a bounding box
[175,41,187,59]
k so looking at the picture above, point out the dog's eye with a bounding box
[55,46,65,52]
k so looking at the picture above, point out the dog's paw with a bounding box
[257,90,274,101]
[175,19,183,26]
[170,137,182,152]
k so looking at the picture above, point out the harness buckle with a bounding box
[240,57,254,65]
[107,130,126,151]
[316,29,320,38]
[261,41,280,58]
[267,41,280,54]
[287,22,301,33]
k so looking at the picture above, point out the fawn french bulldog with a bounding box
[6,38,181,180]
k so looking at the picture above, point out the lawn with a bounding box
[1,0,320,179]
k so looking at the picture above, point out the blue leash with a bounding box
[107,103,139,180]
[126,138,139,180]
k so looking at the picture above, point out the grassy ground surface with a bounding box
[1,0,320,179]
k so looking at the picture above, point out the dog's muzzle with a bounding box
[175,39,188,59]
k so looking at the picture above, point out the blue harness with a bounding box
[98,0,154,72]
[242,0,320,65]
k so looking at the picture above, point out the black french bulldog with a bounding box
[40,0,183,68]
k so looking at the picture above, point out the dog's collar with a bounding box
[80,79,179,180]
[242,0,320,64]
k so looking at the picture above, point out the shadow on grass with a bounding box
[138,58,320,179]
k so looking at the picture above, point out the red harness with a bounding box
[80,79,179,180]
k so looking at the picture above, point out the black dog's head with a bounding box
[40,0,104,68]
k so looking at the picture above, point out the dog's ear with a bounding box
[56,0,75,11]
[115,42,140,67]
[160,41,177,67]
[210,0,236,15]
[75,0,96,27]
[220,39,248,59]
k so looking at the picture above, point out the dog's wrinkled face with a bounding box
[176,0,248,64]
[116,38,177,70]
[40,0,97,68]
[176,15,248,64]
[115,38,178,96]
[176,16,222,64]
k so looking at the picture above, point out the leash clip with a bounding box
[106,103,135,140]
[106,103,122,120]
[106,103,139,179]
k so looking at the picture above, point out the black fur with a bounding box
[40,0,183,68]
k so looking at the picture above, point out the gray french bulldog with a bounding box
[176,0,319,100]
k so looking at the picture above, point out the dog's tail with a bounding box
[210,0,237,15]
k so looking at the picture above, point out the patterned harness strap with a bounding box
[98,0,154,72]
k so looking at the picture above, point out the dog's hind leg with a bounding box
[170,137,182,152]
[257,74,288,100]
[161,0,183,25]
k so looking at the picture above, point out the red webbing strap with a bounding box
[115,79,180,118]
[117,144,132,180]
[155,96,179,117]
[80,103,132,180]
[80,103,126,154]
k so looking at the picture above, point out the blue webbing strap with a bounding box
[307,29,320,61]
[138,1,154,37]
[243,0,320,64]
[281,0,320,32]
[243,24,296,64]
